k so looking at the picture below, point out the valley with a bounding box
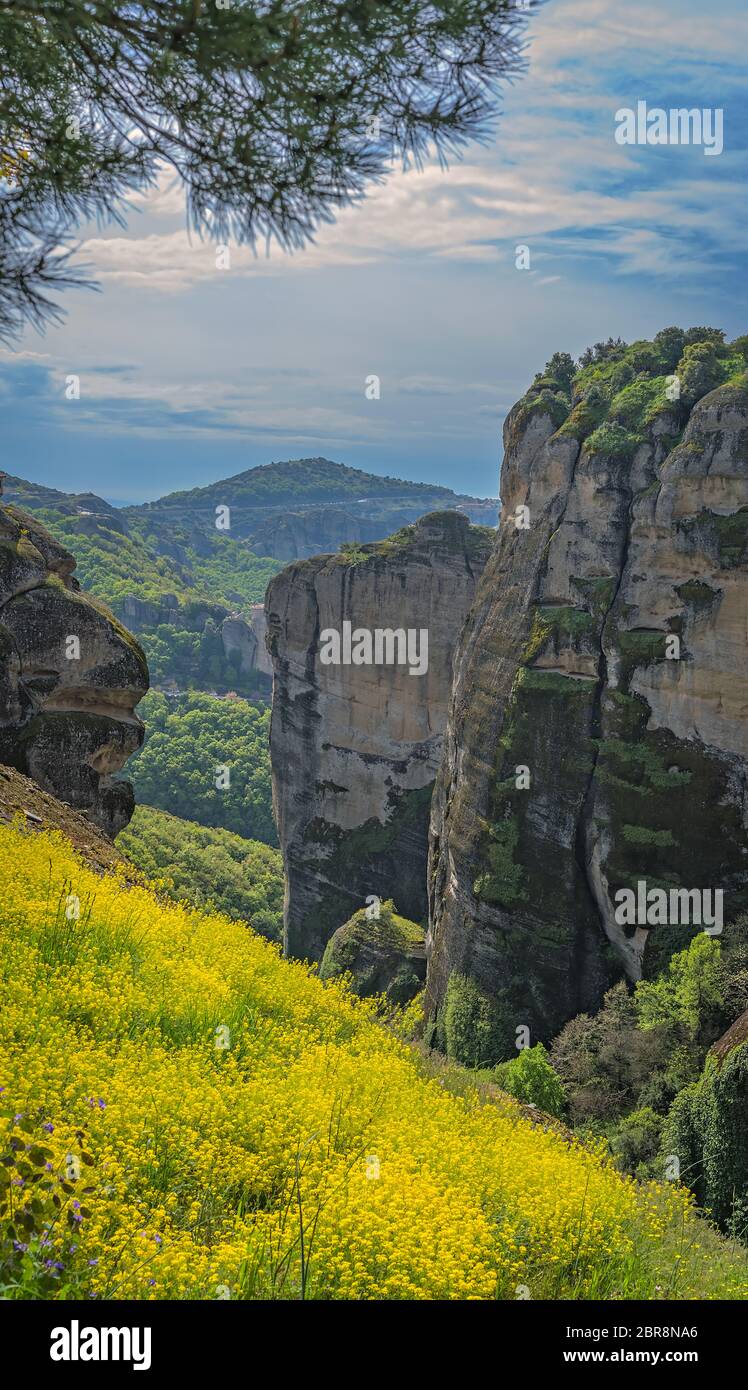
[2,328,747,1301]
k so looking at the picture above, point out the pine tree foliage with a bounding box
[0,0,532,338]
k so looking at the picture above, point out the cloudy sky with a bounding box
[3,0,747,504]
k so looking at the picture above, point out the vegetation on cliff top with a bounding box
[515,327,748,458]
[335,511,494,567]
[3,819,748,1301]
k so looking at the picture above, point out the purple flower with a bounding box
[44,1162,52,1172]
[148,1279,156,1287]
[43,1122,54,1134]
[154,1234,162,1245]
[13,1113,22,1123]
[72,1200,80,1209]
[88,1258,99,1266]
[13,1241,28,1253]
[98,1099,106,1110]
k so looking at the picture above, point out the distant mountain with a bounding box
[130,455,494,512]
[126,456,498,560]
[2,458,496,689]
[1,472,276,699]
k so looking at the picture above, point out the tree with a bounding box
[544,350,576,395]
[578,336,627,368]
[0,0,533,340]
[493,1042,566,1118]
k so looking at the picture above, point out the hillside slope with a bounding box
[0,763,127,873]
[2,817,746,1301]
[1,474,274,698]
[117,804,283,940]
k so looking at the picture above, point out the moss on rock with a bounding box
[319,899,425,1004]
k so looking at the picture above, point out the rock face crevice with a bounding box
[0,501,148,836]
[427,343,748,1059]
[265,511,493,960]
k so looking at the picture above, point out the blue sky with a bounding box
[3,0,748,503]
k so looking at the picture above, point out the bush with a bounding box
[543,351,576,396]
[611,1107,663,1180]
[676,341,728,407]
[636,932,725,1041]
[662,1045,748,1234]
[551,930,748,1134]
[578,336,627,368]
[585,421,642,461]
[443,973,506,1069]
[550,983,645,1125]
[493,1043,566,1118]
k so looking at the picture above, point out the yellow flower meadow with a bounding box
[1,820,746,1301]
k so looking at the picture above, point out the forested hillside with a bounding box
[1,474,276,698]
[118,806,283,940]
[130,455,492,519]
[125,692,276,845]
[3,459,495,696]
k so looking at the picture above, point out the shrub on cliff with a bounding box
[319,900,425,1006]
[610,1107,664,1181]
[551,929,748,1132]
[662,1044,748,1236]
[443,974,509,1069]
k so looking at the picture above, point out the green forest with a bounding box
[136,456,466,513]
[6,493,277,696]
[118,805,283,941]
[126,691,276,845]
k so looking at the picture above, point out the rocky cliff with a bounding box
[427,329,748,1061]
[319,899,426,1005]
[248,500,498,562]
[265,511,493,960]
[0,500,148,835]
